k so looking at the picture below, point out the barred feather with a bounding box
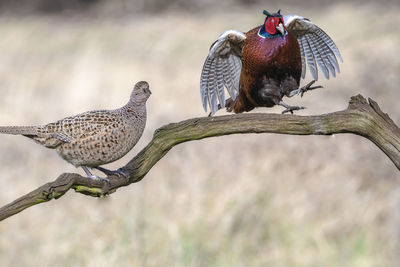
[314,34,336,78]
[200,58,212,112]
[232,56,242,89]
[222,56,236,100]
[207,59,218,114]
[315,28,341,74]
[306,34,329,79]
[284,14,342,81]
[215,57,226,108]
[199,30,245,115]
[302,36,318,80]
[316,35,332,78]
[0,126,38,136]
[314,28,343,62]
[298,40,306,79]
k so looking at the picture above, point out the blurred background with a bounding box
[0,0,399,266]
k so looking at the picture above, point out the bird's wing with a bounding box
[37,132,73,148]
[50,132,74,143]
[284,15,343,80]
[200,30,246,114]
[45,110,121,140]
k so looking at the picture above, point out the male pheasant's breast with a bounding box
[242,27,301,80]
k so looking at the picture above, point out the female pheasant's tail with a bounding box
[0,126,38,136]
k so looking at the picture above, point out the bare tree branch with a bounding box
[1,95,399,222]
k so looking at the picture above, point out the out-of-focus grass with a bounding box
[0,2,399,267]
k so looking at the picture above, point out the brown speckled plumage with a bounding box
[0,81,151,179]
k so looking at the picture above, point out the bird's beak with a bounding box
[276,23,285,35]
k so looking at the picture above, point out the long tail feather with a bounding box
[0,126,38,136]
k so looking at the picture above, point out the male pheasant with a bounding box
[200,10,343,114]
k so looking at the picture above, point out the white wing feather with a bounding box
[284,15,343,80]
[200,30,245,114]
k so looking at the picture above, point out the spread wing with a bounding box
[284,15,343,80]
[200,30,246,114]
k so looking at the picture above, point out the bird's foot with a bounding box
[289,80,323,97]
[207,98,234,116]
[279,101,305,114]
[225,98,234,113]
[82,166,110,183]
[208,103,223,117]
[96,166,129,180]
[88,174,110,183]
[208,109,217,117]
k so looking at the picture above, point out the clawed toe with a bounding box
[289,80,323,98]
[208,103,222,117]
[82,166,110,183]
[114,168,129,180]
[208,98,234,116]
[86,173,110,183]
[96,167,119,176]
[96,166,129,181]
[96,176,111,183]
[225,98,234,112]
[281,106,305,114]
[299,80,323,97]
[279,101,305,114]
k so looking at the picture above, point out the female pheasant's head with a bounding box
[259,9,286,38]
[130,81,151,105]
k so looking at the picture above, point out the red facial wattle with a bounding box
[265,17,280,35]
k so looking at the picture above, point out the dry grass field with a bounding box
[0,1,399,266]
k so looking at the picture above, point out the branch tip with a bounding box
[348,94,368,110]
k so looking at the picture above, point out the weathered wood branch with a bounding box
[0,95,399,222]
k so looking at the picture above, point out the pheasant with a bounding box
[200,10,343,115]
[0,81,151,181]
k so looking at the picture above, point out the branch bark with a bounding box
[1,95,399,221]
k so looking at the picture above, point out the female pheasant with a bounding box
[0,81,151,181]
[200,10,343,114]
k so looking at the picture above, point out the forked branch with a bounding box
[0,95,399,221]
